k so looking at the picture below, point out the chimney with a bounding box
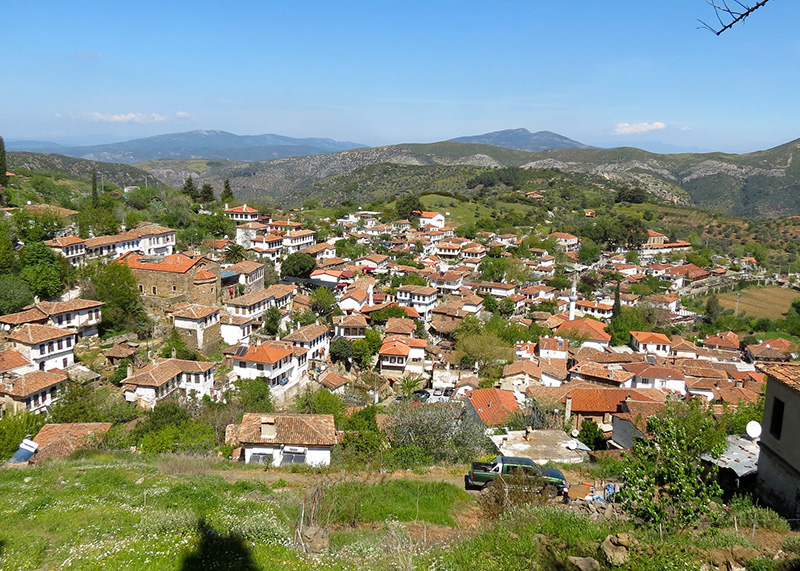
[171,347,177,359]
[34,296,41,305]
[126,363,134,379]
[225,203,229,210]
[260,416,276,439]
[565,395,573,422]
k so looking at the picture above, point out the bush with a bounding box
[384,445,433,470]
[724,495,790,532]
[782,536,800,555]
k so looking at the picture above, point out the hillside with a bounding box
[450,127,593,152]
[8,130,367,164]
[141,141,538,202]
[7,152,164,189]
[134,137,800,217]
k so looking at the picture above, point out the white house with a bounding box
[282,230,316,255]
[1,299,105,337]
[7,324,77,372]
[621,363,686,395]
[396,285,437,321]
[84,224,176,260]
[416,210,446,229]
[235,222,268,248]
[548,232,580,252]
[45,236,86,266]
[378,336,427,376]
[0,369,69,415]
[225,203,260,223]
[123,358,216,410]
[220,313,254,346]
[226,413,337,466]
[283,324,330,361]
[630,331,672,357]
[232,341,308,388]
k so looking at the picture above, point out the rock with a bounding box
[135,477,145,485]
[567,556,601,571]
[23,477,32,483]
[601,535,629,566]
[300,525,329,554]
[603,504,614,521]
[612,532,634,548]
[730,546,760,565]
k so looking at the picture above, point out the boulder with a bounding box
[601,535,629,566]
[567,556,601,571]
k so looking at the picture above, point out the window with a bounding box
[152,286,157,295]
[66,337,72,347]
[770,397,785,440]
[283,452,306,464]
[250,453,273,465]
[139,285,143,293]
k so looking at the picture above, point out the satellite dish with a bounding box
[746,421,762,439]
[566,441,578,450]
[571,429,580,438]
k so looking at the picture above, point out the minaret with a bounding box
[568,273,578,321]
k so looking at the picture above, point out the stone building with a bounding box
[120,252,221,306]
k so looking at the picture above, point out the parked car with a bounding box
[465,456,567,496]
[443,387,454,398]
[412,389,430,401]
[433,387,444,397]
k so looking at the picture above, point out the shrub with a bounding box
[782,536,800,554]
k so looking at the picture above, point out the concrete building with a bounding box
[757,363,800,519]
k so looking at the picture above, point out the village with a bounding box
[0,196,797,527]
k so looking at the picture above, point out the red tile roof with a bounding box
[468,388,520,426]
[229,413,337,447]
[7,324,76,345]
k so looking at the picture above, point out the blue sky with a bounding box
[3,1,799,153]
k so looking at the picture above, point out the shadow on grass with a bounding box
[181,519,258,570]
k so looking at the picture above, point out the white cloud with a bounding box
[680,126,691,131]
[614,121,666,135]
[84,112,167,123]
[175,111,191,118]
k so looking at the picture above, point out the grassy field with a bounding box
[715,287,799,320]
[1,452,795,570]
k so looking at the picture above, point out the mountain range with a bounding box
[7,128,800,218]
[6,130,367,164]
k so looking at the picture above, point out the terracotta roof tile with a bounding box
[230,413,337,446]
[7,324,76,345]
[467,388,520,426]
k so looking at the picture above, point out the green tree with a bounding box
[578,239,601,264]
[13,209,64,242]
[606,305,652,346]
[352,338,374,368]
[619,401,726,529]
[330,337,354,364]
[0,274,33,314]
[295,388,346,424]
[577,419,607,450]
[90,170,99,208]
[396,194,424,221]
[706,295,723,323]
[280,252,316,278]
[20,241,65,299]
[77,207,119,238]
[159,329,199,360]
[262,306,282,335]
[223,242,250,264]
[453,331,513,374]
[233,377,274,413]
[310,286,336,316]
[398,375,423,397]
[482,294,498,313]
[369,305,407,325]
[220,178,235,202]
[86,261,148,335]
[0,136,7,189]
[498,297,515,317]
[198,182,215,203]
[181,176,199,202]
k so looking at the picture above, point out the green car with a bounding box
[465,456,568,496]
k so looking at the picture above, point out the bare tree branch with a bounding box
[698,0,772,35]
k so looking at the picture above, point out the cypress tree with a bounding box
[91,170,99,208]
[613,280,622,318]
[181,176,198,202]
[199,182,215,203]
[0,136,8,188]
[220,178,234,202]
